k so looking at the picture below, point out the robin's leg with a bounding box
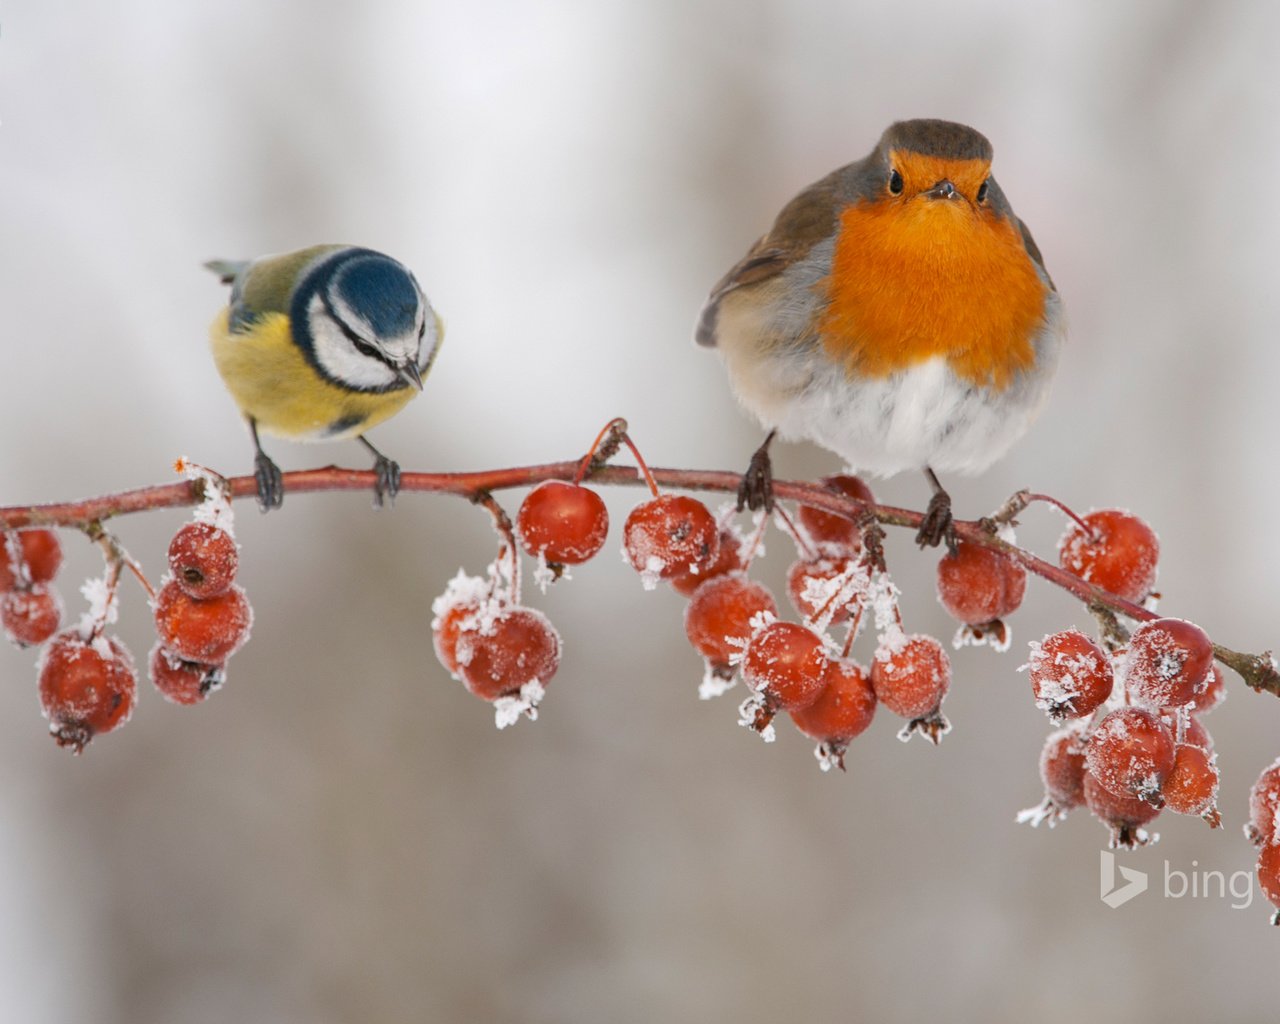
[916,466,957,551]
[737,429,777,513]
[357,435,402,508]
[248,418,285,512]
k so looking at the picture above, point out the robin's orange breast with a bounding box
[817,197,1048,390]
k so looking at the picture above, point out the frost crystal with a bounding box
[737,692,776,742]
[77,575,119,638]
[177,458,236,537]
[493,679,546,729]
[699,662,736,700]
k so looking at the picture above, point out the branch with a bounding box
[2,461,1275,695]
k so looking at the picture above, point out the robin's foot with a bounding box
[253,450,285,512]
[916,467,956,551]
[359,435,401,508]
[737,429,777,513]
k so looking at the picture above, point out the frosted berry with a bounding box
[935,539,1026,626]
[168,522,239,599]
[796,474,874,552]
[516,481,610,566]
[1246,760,1280,846]
[1085,706,1175,806]
[623,495,718,586]
[1058,508,1159,603]
[430,573,489,679]
[1,584,62,647]
[790,658,876,769]
[1018,723,1089,828]
[148,643,226,706]
[1162,743,1220,826]
[1083,769,1161,849]
[669,528,743,597]
[684,573,777,670]
[1160,710,1213,753]
[871,634,951,741]
[786,555,864,624]
[37,631,137,752]
[1123,617,1214,709]
[0,529,63,591]
[1257,842,1280,923]
[456,606,561,701]
[741,620,827,712]
[1027,629,1113,722]
[153,579,252,665]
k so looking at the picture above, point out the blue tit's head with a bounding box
[291,248,437,393]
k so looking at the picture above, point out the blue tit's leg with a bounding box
[736,428,777,513]
[916,466,956,552]
[356,435,401,508]
[248,418,285,512]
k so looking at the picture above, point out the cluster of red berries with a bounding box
[150,519,251,706]
[1,528,64,647]
[1247,761,1280,924]
[11,466,254,753]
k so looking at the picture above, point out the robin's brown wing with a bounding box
[695,169,842,348]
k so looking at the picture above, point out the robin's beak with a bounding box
[398,361,424,391]
[924,179,958,201]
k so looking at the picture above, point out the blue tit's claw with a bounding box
[737,430,777,513]
[254,451,285,512]
[916,487,955,551]
[371,455,401,508]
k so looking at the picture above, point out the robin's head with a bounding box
[867,119,996,211]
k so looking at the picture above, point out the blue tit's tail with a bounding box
[203,259,250,286]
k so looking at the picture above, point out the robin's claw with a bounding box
[916,467,956,551]
[737,430,777,513]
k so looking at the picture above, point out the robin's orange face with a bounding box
[817,150,1047,391]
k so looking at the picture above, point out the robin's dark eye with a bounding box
[976,179,989,203]
[888,169,904,195]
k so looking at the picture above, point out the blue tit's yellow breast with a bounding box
[208,309,417,441]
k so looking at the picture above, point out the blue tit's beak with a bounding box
[398,361,424,391]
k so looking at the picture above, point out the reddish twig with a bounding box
[2,461,1275,695]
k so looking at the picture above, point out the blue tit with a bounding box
[205,245,443,510]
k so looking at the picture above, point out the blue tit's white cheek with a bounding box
[305,294,399,390]
[328,291,424,369]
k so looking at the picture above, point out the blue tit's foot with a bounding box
[254,450,285,512]
[916,467,956,551]
[737,429,777,513]
[358,435,401,508]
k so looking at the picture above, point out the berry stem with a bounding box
[987,489,1097,540]
[573,417,630,485]
[471,491,520,603]
[2,458,1276,696]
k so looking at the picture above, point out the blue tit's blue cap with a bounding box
[330,251,421,337]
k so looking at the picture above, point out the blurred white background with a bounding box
[2,1,1279,1020]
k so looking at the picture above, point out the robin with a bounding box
[697,118,1063,546]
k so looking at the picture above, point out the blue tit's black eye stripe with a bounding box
[320,284,393,367]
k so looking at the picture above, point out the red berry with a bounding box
[1026,629,1113,722]
[430,573,490,679]
[1159,710,1213,752]
[1058,509,1159,603]
[1247,759,1280,846]
[148,643,226,705]
[516,481,610,566]
[456,606,561,701]
[1041,723,1088,811]
[37,631,136,751]
[0,529,63,591]
[786,555,864,624]
[683,573,777,669]
[1,583,62,647]
[790,659,876,768]
[871,634,951,720]
[935,540,1027,626]
[1083,769,1161,849]
[669,528,743,597]
[168,522,239,599]
[153,579,252,665]
[741,620,827,712]
[1162,744,1220,825]
[1258,843,1280,921]
[623,495,719,586]
[1085,706,1175,805]
[1123,617,1214,709]
[796,474,874,552]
